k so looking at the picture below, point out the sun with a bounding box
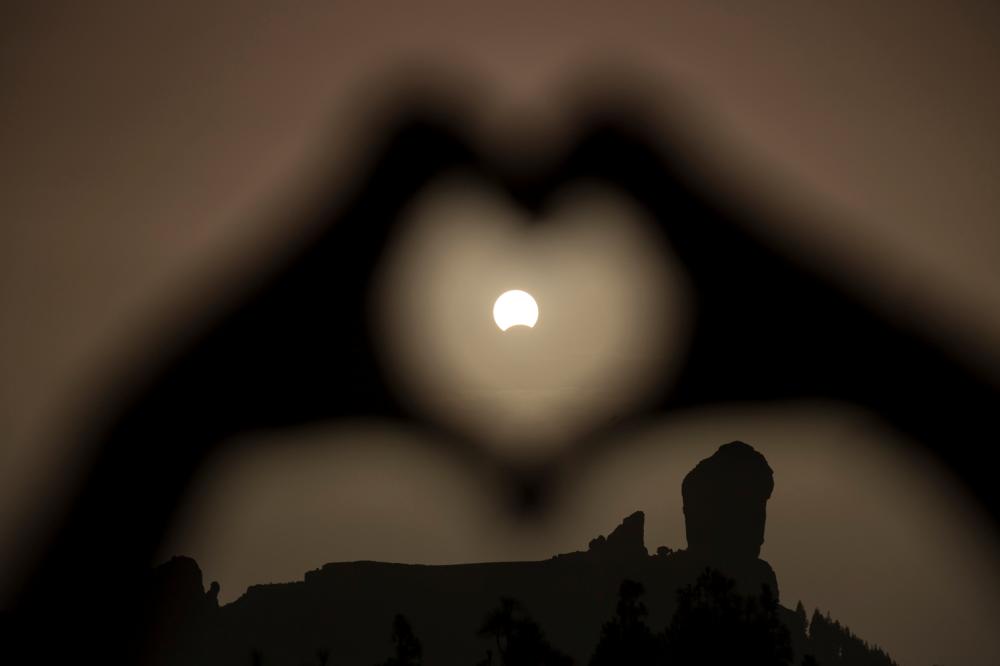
[493,290,539,331]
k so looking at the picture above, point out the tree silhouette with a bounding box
[663,568,794,666]
[479,597,572,666]
[378,613,422,666]
[589,579,660,666]
[793,601,809,634]
[481,598,520,660]
[806,609,896,666]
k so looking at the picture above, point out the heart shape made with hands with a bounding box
[19,100,999,666]
[50,103,989,537]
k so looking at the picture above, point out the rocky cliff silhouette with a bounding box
[144,442,897,666]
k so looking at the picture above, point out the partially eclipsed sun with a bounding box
[493,290,539,331]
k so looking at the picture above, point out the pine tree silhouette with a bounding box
[806,609,896,666]
[478,597,572,666]
[589,579,660,666]
[663,568,794,666]
[378,613,422,666]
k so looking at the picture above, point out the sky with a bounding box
[2,3,999,665]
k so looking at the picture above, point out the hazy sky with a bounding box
[2,3,999,666]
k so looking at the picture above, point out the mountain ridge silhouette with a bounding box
[143,443,898,666]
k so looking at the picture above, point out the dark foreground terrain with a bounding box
[145,443,897,666]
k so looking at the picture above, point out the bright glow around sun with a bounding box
[493,290,539,331]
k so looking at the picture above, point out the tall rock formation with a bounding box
[673,441,779,599]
